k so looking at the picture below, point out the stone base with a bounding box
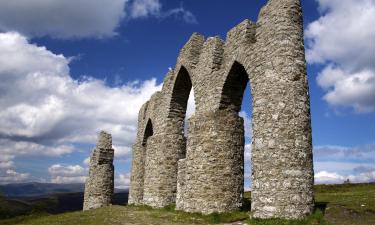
[128,142,146,205]
[143,134,186,208]
[83,163,114,211]
[177,111,244,214]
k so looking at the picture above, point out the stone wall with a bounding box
[129,0,314,219]
[83,131,114,211]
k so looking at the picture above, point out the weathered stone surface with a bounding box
[129,0,314,219]
[83,131,114,211]
[179,111,245,214]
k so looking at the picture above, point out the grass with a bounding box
[0,194,32,219]
[0,183,374,225]
[314,183,375,225]
[315,183,375,212]
[247,209,328,225]
[0,205,248,225]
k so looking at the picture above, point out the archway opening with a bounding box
[184,89,195,137]
[142,119,153,146]
[219,61,249,113]
[219,61,253,201]
[168,66,195,157]
[169,66,193,124]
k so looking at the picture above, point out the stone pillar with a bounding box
[250,0,314,219]
[83,131,114,211]
[142,131,186,207]
[128,142,146,205]
[177,111,244,214]
[176,158,186,210]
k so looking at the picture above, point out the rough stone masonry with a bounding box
[83,131,115,211]
[129,0,314,219]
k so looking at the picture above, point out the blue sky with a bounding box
[0,0,374,188]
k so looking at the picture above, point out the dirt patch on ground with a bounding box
[324,205,375,225]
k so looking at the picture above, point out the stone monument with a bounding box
[129,0,314,219]
[83,131,115,211]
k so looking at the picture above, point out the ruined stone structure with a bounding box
[83,131,115,211]
[129,0,314,219]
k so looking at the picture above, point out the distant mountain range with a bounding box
[0,182,129,219]
[0,182,127,197]
[0,182,85,197]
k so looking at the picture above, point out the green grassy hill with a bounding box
[0,183,374,225]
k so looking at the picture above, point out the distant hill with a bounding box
[0,182,85,197]
[0,182,127,197]
[0,182,129,219]
[0,189,129,219]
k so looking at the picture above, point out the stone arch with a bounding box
[131,0,314,219]
[176,61,251,214]
[167,65,195,156]
[142,119,153,146]
[168,66,193,124]
[142,66,196,207]
[219,61,250,113]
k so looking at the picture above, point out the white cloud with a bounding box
[130,0,161,18]
[0,31,162,182]
[315,171,345,184]
[0,161,14,169]
[160,6,198,24]
[314,161,374,175]
[317,66,375,112]
[306,0,375,69]
[0,154,15,170]
[314,144,375,162]
[315,170,375,184]
[186,89,195,119]
[0,0,127,39]
[48,164,86,176]
[239,111,252,139]
[314,143,375,184]
[0,169,30,184]
[113,145,132,158]
[183,89,195,136]
[129,0,197,24]
[306,0,375,112]
[48,164,87,184]
[0,0,197,39]
[51,176,87,184]
[83,157,90,166]
[0,31,161,146]
[115,172,131,189]
[0,138,74,183]
[244,143,251,162]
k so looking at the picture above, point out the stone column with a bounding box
[83,131,114,211]
[175,158,186,210]
[177,111,244,214]
[250,0,314,219]
[142,131,186,207]
[128,142,146,205]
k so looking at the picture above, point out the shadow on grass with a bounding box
[241,196,252,212]
[315,202,328,214]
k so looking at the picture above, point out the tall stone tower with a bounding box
[83,131,115,211]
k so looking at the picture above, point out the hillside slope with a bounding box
[0,183,374,225]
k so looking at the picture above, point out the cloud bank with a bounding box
[129,0,197,24]
[313,144,375,184]
[0,32,162,184]
[0,0,127,39]
[306,0,375,112]
[0,0,197,39]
